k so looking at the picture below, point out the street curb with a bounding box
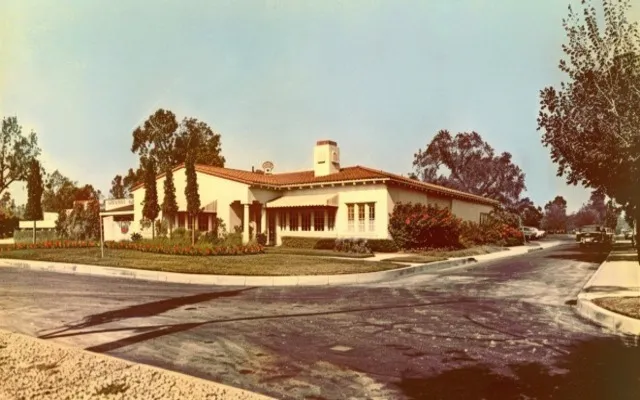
[576,297,640,336]
[575,246,640,336]
[0,257,479,287]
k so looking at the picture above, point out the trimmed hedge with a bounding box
[13,229,58,243]
[280,236,398,253]
[281,237,335,250]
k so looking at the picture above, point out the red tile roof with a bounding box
[132,164,499,206]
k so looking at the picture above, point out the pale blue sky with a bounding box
[3,0,632,212]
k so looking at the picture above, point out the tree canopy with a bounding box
[116,109,226,199]
[43,170,101,212]
[537,0,640,224]
[412,130,526,208]
[161,166,178,234]
[511,197,543,228]
[0,116,41,196]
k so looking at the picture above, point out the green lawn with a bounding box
[593,296,640,320]
[0,247,404,276]
[383,245,506,263]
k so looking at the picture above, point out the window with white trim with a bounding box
[368,203,375,231]
[347,204,355,231]
[358,203,366,232]
[314,210,325,231]
[301,211,312,231]
[328,209,336,231]
[290,211,299,231]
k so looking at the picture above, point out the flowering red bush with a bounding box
[459,220,524,248]
[0,239,264,256]
[389,202,463,249]
[0,240,98,251]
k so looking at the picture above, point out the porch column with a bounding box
[208,214,212,232]
[311,211,315,231]
[242,204,250,244]
[261,205,267,235]
[275,212,283,246]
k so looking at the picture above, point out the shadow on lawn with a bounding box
[395,336,640,400]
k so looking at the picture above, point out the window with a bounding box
[314,210,325,231]
[328,209,336,231]
[347,204,355,231]
[368,203,375,231]
[301,211,312,231]
[198,214,209,231]
[480,212,491,226]
[358,203,366,232]
[290,212,299,231]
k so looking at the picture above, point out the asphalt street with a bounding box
[1,242,639,400]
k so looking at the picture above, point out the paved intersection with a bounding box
[1,243,639,399]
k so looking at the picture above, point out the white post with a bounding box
[100,215,104,258]
[242,204,250,244]
[261,205,267,235]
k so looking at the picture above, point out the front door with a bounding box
[268,211,277,246]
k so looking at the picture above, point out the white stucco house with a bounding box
[100,140,499,245]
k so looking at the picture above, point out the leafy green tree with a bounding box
[42,170,78,212]
[161,167,178,237]
[174,117,225,167]
[0,116,41,196]
[131,109,179,173]
[537,0,640,257]
[109,175,126,199]
[141,158,160,239]
[413,130,526,208]
[184,154,200,245]
[24,159,44,243]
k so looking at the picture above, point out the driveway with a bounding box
[1,243,639,399]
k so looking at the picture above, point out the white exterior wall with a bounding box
[450,199,495,223]
[132,170,250,238]
[387,185,495,224]
[103,216,137,242]
[275,184,390,241]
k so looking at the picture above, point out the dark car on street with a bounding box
[576,225,615,248]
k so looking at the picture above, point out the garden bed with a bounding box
[592,296,640,320]
[0,247,405,276]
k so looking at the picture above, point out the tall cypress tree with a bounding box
[141,158,160,239]
[162,166,178,238]
[184,155,200,245]
[24,159,44,244]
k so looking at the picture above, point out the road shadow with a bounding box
[395,336,640,400]
[545,247,610,264]
[39,287,255,339]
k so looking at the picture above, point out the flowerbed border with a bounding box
[0,240,265,257]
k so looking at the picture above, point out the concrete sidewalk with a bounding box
[0,240,565,287]
[577,242,640,336]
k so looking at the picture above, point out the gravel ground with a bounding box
[0,329,274,400]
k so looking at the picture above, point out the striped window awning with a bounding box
[266,193,339,208]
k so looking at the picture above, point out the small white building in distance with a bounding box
[100,140,499,244]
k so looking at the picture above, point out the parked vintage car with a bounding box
[522,226,545,240]
[576,225,615,247]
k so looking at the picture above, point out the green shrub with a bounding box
[366,239,399,253]
[281,236,334,249]
[256,232,267,246]
[130,232,143,242]
[388,202,463,250]
[334,238,372,254]
[13,229,58,243]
